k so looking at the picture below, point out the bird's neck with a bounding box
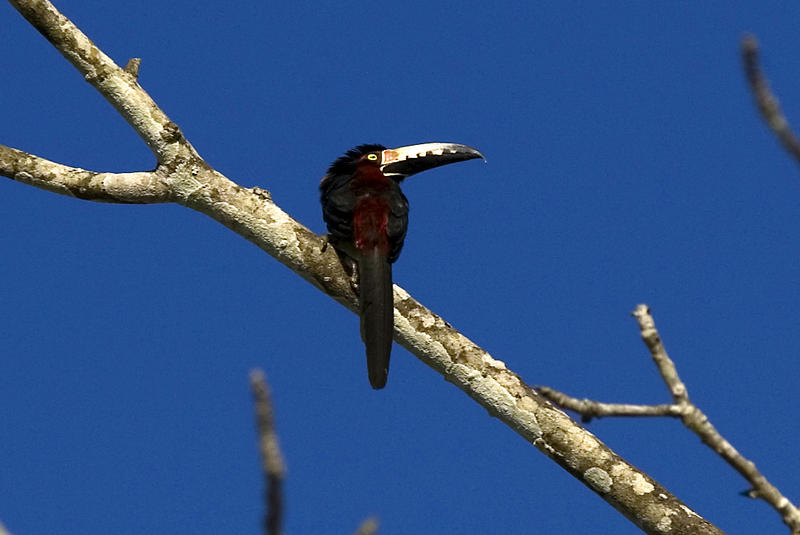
[351,164,392,196]
[351,165,392,254]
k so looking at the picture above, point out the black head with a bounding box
[325,144,387,178]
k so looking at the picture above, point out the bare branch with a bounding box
[631,305,689,403]
[548,305,800,534]
[0,144,171,203]
[353,518,379,535]
[635,306,800,534]
[124,58,141,78]
[537,387,682,421]
[4,1,733,532]
[741,34,800,164]
[8,0,196,163]
[250,370,286,535]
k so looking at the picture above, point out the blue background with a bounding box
[2,1,799,533]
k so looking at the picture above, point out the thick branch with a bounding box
[741,35,800,164]
[8,0,197,163]
[0,144,171,202]
[5,1,728,533]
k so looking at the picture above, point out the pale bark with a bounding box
[2,1,734,533]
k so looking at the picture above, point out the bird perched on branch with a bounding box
[320,142,484,389]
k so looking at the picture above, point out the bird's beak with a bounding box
[380,143,485,178]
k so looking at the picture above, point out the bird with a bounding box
[320,142,484,389]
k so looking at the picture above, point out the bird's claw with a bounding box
[341,255,360,295]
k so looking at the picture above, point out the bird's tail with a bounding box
[358,249,393,389]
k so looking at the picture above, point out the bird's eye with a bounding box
[366,153,378,161]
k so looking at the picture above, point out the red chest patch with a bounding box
[353,197,390,253]
[350,165,392,253]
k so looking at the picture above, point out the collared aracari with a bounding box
[320,142,484,389]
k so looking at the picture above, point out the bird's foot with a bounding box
[341,255,360,295]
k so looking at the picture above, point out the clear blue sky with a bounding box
[2,1,799,533]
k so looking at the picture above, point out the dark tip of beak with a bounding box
[381,142,485,178]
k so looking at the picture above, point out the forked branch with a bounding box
[540,305,800,534]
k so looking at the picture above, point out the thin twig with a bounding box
[537,387,681,422]
[631,305,689,403]
[250,370,286,535]
[741,34,800,164]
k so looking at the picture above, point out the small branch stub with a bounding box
[124,57,141,78]
[353,517,379,535]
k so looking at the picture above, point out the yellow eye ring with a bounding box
[367,153,378,161]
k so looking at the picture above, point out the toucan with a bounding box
[320,142,484,389]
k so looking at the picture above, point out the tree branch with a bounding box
[632,305,689,404]
[5,1,729,533]
[0,144,171,203]
[536,388,681,421]
[541,305,800,535]
[741,34,800,164]
[250,370,286,535]
[7,0,195,163]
